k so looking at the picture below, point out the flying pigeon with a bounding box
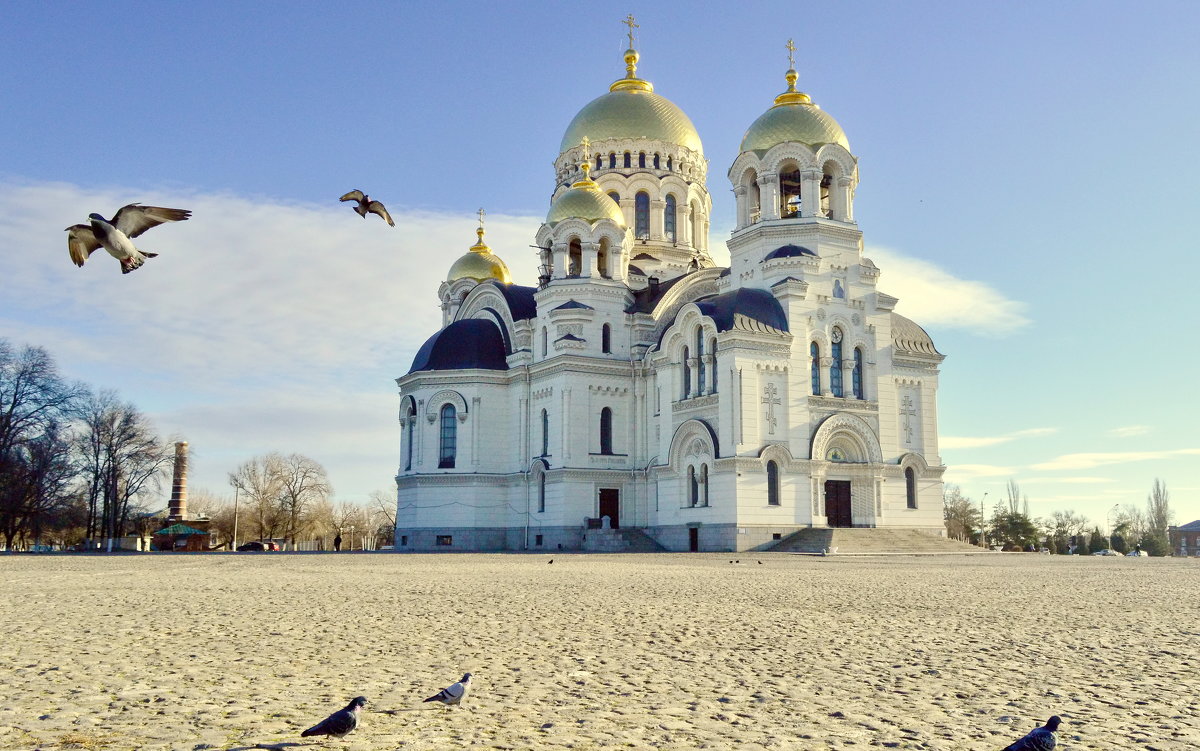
[65,203,191,274]
[423,673,471,707]
[339,190,394,226]
[301,696,367,740]
[1002,715,1061,751]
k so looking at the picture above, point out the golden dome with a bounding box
[559,47,703,155]
[447,219,512,284]
[739,67,849,154]
[546,161,626,227]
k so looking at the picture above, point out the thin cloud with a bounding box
[942,464,1017,481]
[1020,477,1117,485]
[941,427,1056,450]
[866,245,1030,335]
[1107,425,1151,437]
[1031,448,1200,471]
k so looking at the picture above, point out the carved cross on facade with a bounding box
[762,382,780,435]
[900,394,917,445]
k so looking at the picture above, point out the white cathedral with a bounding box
[394,33,947,552]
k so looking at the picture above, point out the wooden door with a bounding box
[598,488,620,529]
[689,527,699,552]
[824,480,852,528]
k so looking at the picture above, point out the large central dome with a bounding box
[559,48,703,156]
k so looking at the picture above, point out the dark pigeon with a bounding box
[339,190,395,227]
[301,696,367,739]
[423,673,472,707]
[1002,715,1061,751]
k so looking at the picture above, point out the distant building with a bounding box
[1169,521,1200,556]
[394,30,947,552]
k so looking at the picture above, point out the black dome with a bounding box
[408,319,509,374]
[763,244,817,260]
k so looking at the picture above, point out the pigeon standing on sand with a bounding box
[339,190,395,226]
[65,203,192,273]
[424,673,472,707]
[301,696,367,740]
[1002,715,1061,751]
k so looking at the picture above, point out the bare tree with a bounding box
[228,454,286,543]
[276,453,332,547]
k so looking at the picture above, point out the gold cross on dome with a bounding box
[477,207,485,228]
[581,136,591,161]
[786,38,796,68]
[623,14,638,47]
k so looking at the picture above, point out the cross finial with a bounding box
[581,136,591,162]
[786,38,796,69]
[623,14,638,48]
[477,207,486,228]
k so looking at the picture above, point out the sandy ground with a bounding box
[0,553,1197,751]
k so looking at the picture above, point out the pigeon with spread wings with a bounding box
[65,203,191,274]
[339,190,395,227]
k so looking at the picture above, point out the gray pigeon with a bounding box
[423,673,471,707]
[339,190,395,227]
[65,203,191,273]
[1002,715,1061,751]
[301,696,367,739]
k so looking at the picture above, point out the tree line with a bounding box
[944,478,1177,555]
[0,338,393,552]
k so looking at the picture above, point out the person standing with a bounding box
[334,534,342,552]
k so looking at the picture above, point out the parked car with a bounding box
[237,541,275,552]
[1126,549,1149,557]
[1092,549,1121,556]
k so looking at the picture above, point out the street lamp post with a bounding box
[1107,503,1121,548]
[231,485,240,551]
[980,492,989,549]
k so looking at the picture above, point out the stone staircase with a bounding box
[582,527,668,553]
[770,528,988,555]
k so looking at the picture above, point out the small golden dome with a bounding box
[559,43,703,155]
[546,161,626,227]
[447,217,512,284]
[739,66,849,154]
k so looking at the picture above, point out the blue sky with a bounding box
[2,1,1197,527]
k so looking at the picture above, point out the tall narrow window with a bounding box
[607,191,620,205]
[601,323,611,354]
[665,194,677,242]
[767,461,780,506]
[624,152,631,168]
[681,346,690,399]
[695,328,706,396]
[905,468,917,509]
[853,347,864,399]
[635,192,650,238]
[666,156,673,171]
[830,329,844,398]
[701,464,709,507]
[810,342,821,395]
[638,152,646,168]
[438,404,457,468]
[538,472,546,513]
[653,153,660,169]
[609,153,616,168]
[404,403,415,470]
[689,466,698,507]
[595,155,602,170]
[541,327,548,357]
[540,408,549,456]
[710,338,718,393]
[599,407,613,455]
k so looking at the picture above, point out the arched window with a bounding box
[638,152,646,168]
[767,460,780,505]
[635,192,650,238]
[709,338,718,393]
[681,346,690,399]
[853,347,864,399]
[688,465,698,507]
[780,166,803,217]
[601,323,611,354]
[830,329,844,398]
[810,342,821,395]
[653,153,660,169]
[701,464,709,506]
[595,155,602,170]
[538,472,546,513]
[540,408,549,456]
[597,237,610,278]
[623,152,631,168]
[695,327,705,396]
[438,404,457,468]
[609,152,616,168]
[666,156,673,171]
[599,407,613,455]
[905,467,917,509]
[820,171,833,217]
[403,402,416,471]
[665,194,677,242]
[541,327,548,357]
[607,191,620,205]
[690,200,702,246]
